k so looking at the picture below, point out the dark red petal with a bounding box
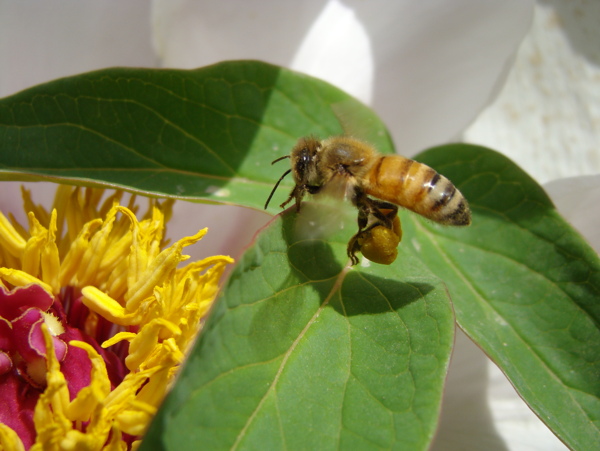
[0,317,12,352]
[63,293,90,332]
[0,373,39,449]
[60,328,127,392]
[0,285,54,321]
[59,343,92,400]
[0,351,12,375]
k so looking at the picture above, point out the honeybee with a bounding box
[264,136,471,265]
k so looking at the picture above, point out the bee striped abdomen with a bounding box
[366,155,471,226]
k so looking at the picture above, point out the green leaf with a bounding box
[406,144,600,450]
[142,208,454,451]
[3,61,598,449]
[0,61,391,211]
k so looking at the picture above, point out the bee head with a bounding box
[290,136,322,188]
[264,136,322,210]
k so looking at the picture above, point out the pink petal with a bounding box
[11,309,45,362]
[11,308,67,363]
[29,318,67,362]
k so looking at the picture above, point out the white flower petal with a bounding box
[461,2,599,446]
[464,1,600,183]
[0,1,156,97]
[487,362,568,451]
[290,0,373,104]
[544,175,600,253]
[165,203,271,262]
[432,330,509,451]
[433,330,567,451]
[151,0,533,155]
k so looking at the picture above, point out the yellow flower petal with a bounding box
[77,206,118,287]
[125,219,208,311]
[21,213,46,279]
[103,368,160,426]
[103,426,127,451]
[116,404,155,437]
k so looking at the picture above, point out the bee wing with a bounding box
[293,169,358,241]
[293,198,356,243]
[317,171,353,200]
[330,99,394,151]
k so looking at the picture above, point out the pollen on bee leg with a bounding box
[358,217,402,266]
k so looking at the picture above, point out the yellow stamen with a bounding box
[0,211,26,258]
[41,311,65,337]
[1,186,233,448]
[80,286,138,325]
[40,210,60,293]
[65,341,111,422]
[0,424,25,451]
[58,218,103,288]
[32,324,72,447]
[0,268,53,295]
[124,318,181,371]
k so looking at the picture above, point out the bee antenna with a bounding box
[264,169,292,210]
[271,155,290,165]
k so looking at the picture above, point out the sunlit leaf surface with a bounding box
[1,61,598,450]
[143,210,454,450]
[0,61,390,211]
[408,145,600,450]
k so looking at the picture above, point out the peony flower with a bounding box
[0,186,233,449]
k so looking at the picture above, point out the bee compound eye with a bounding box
[294,152,312,176]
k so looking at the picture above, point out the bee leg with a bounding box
[347,239,361,265]
[279,185,305,211]
[346,195,371,265]
[347,191,401,265]
[280,184,322,212]
[352,190,396,226]
[347,224,376,265]
[367,199,398,230]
